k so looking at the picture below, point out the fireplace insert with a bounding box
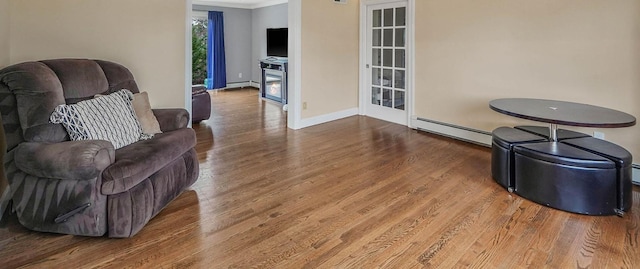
[260,58,288,107]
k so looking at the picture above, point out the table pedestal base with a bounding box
[514,125,590,141]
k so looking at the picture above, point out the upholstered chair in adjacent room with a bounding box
[192,85,211,123]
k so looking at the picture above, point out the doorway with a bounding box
[360,0,413,126]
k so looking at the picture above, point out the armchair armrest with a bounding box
[15,140,115,180]
[152,108,189,132]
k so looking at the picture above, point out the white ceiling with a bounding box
[192,0,288,9]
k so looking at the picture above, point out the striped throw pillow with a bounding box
[50,89,150,149]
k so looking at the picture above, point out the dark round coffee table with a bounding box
[489,98,636,216]
[490,98,636,141]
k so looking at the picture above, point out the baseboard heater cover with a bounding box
[413,117,640,186]
[224,81,255,89]
[413,117,492,147]
[249,81,260,88]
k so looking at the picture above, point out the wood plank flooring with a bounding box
[1,87,639,268]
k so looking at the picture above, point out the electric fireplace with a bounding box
[260,58,288,107]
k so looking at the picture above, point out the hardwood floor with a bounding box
[1,87,639,268]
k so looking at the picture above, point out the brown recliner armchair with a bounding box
[0,59,199,237]
[192,85,211,123]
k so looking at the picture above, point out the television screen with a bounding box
[267,28,288,57]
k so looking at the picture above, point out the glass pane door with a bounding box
[365,1,409,125]
[371,6,406,111]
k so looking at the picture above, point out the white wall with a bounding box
[0,0,9,68]
[299,0,359,119]
[8,0,188,109]
[295,0,640,159]
[251,3,288,83]
[414,0,640,159]
[193,5,253,84]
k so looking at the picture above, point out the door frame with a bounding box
[359,0,415,127]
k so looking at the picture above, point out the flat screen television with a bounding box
[267,28,288,58]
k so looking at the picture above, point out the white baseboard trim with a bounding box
[412,117,492,147]
[195,82,256,90]
[633,165,640,185]
[298,108,359,129]
[222,81,257,89]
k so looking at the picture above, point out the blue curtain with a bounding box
[206,11,227,89]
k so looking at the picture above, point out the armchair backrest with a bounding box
[0,59,140,151]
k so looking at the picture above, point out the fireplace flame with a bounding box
[269,83,281,95]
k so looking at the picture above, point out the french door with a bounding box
[363,1,410,125]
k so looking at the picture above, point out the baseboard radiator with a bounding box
[412,117,492,147]
[411,117,640,186]
[224,81,258,89]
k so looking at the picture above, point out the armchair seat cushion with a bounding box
[101,128,197,195]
